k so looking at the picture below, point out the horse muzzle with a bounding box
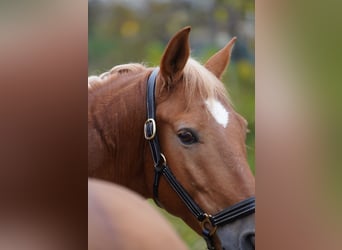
[216,213,255,250]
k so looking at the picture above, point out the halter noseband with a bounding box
[144,68,255,250]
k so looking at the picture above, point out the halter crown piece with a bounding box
[144,68,255,250]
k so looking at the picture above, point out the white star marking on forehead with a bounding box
[205,99,229,128]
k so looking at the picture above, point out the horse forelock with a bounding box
[88,63,146,90]
[182,58,230,108]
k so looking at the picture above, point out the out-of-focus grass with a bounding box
[148,200,206,250]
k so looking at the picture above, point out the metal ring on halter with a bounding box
[155,153,167,172]
[200,213,217,236]
[144,118,156,140]
[159,153,167,165]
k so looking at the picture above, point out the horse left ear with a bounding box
[205,37,237,79]
[160,26,191,84]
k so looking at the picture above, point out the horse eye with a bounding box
[177,129,198,145]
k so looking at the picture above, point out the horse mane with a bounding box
[88,58,230,106]
[88,63,146,91]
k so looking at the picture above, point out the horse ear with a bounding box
[205,37,237,79]
[160,26,191,84]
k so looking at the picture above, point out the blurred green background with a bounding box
[89,0,254,249]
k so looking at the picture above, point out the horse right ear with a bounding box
[160,26,191,85]
[205,37,237,79]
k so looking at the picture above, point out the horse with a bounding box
[88,178,188,250]
[88,26,255,250]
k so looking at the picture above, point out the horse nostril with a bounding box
[240,232,255,250]
[246,233,255,249]
[249,234,255,247]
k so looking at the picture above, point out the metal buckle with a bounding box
[144,118,156,140]
[200,213,217,236]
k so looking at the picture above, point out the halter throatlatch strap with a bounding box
[144,67,255,250]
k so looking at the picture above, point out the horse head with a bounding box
[143,27,255,250]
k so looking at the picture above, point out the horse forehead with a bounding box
[205,98,230,128]
[160,97,231,124]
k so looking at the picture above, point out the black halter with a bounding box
[144,68,255,250]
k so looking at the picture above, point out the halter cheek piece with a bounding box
[144,68,255,250]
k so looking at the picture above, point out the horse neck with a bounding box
[88,71,150,197]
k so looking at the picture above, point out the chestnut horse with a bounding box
[88,26,255,250]
[88,178,188,250]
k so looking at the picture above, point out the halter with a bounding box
[144,68,255,250]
